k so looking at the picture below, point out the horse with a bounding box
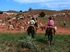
[45,26,56,45]
[27,25,36,38]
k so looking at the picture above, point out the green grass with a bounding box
[38,17,48,22]
[0,33,70,52]
[38,17,70,27]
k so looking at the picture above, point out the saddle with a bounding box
[30,25,37,31]
[46,26,55,35]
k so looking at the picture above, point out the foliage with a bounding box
[28,8,33,11]
[39,11,45,17]
[19,10,23,12]
[0,33,70,52]
[38,17,48,22]
[18,36,38,52]
[0,11,3,14]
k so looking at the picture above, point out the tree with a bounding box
[28,8,33,11]
[39,11,45,17]
[19,10,23,12]
[0,11,3,14]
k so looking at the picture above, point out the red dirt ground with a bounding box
[0,18,70,35]
[0,25,70,35]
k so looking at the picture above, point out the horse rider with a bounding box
[27,17,36,38]
[29,18,35,25]
[45,16,55,45]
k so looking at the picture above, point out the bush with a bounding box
[17,36,38,52]
[39,11,45,17]
[0,11,3,14]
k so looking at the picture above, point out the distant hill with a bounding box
[7,10,18,13]
[59,10,70,13]
[1,9,70,15]
[23,9,70,16]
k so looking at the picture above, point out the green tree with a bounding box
[28,8,33,11]
[0,11,3,14]
[19,10,23,12]
[39,11,45,17]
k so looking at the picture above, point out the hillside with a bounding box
[24,9,70,15]
[0,9,70,34]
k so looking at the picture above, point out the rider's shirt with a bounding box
[47,20,54,26]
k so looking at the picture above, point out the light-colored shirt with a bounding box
[29,20,35,25]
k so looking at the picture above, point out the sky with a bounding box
[0,0,70,11]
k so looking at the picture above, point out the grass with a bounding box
[38,16,70,27]
[0,33,70,52]
[38,17,48,22]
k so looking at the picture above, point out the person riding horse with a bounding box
[27,18,37,38]
[27,24,36,38]
[29,17,38,31]
[45,16,56,45]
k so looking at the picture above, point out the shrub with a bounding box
[39,11,45,17]
[0,11,3,14]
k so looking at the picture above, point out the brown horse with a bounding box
[27,25,36,38]
[45,26,56,45]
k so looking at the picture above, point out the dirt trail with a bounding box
[0,25,70,35]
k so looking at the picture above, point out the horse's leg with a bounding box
[45,28,48,36]
[48,34,50,41]
[49,34,53,45]
[28,32,30,36]
[54,29,56,36]
[31,32,35,39]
